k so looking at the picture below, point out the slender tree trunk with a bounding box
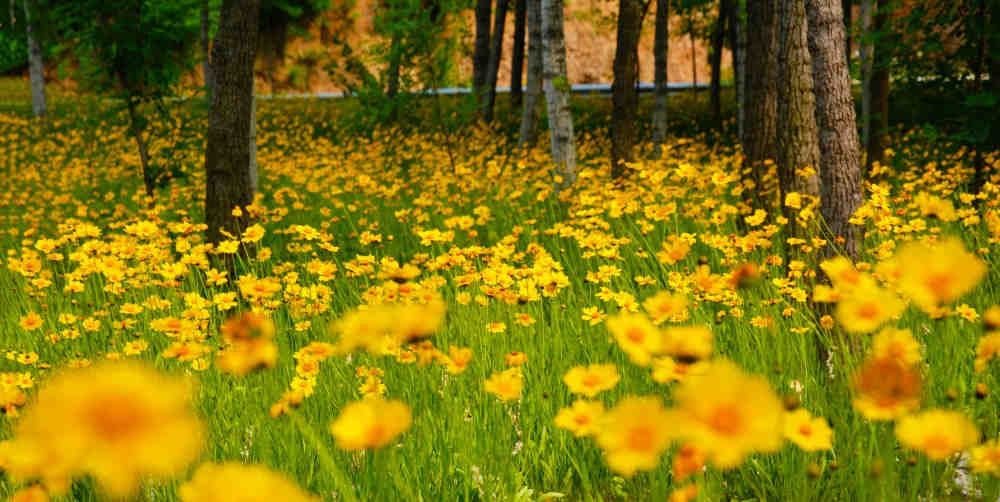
[473,0,493,114]
[22,0,45,118]
[205,0,260,245]
[485,0,510,122]
[859,0,872,150]
[610,0,647,179]
[690,29,697,90]
[729,0,745,144]
[511,0,527,106]
[808,0,863,260]
[542,0,577,190]
[710,0,727,122]
[776,0,821,238]
[652,0,670,155]
[386,33,402,99]
[865,1,889,171]
[124,97,154,198]
[250,93,258,194]
[519,0,543,147]
[201,0,214,100]
[743,0,779,206]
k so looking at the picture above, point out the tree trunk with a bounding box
[808,0,863,260]
[473,0,493,114]
[859,0,872,150]
[842,0,851,63]
[690,29,697,90]
[710,0,727,123]
[518,0,543,147]
[865,1,889,171]
[652,0,669,155]
[485,0,510,122]
[610,0,647,179]
[743,0,779,206]
[201,0,213,100]
[729,0,745,145]
[250,93,258,194]
[124,97,154,198]
[776,0,821,238]
[205,0,260,245]
[386,33,402,99]
[23,0,46,118]
[542,0,577,190]
[511,0,527,106]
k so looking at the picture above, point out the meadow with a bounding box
[1,80,999,501]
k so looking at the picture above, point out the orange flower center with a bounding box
[87,394,148,440]
[708,406,743,436]
[626,426,655,451]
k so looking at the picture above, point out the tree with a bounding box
[709,0,728,122]
[742,0,779,206]
[22,0,45,118]
[511,0,527,106]
[652,0,669,155]
[776,0,820,237]
[728,0,745,144]
[610,0,649,179]
[204,0,260,245]
[473,0,492,112]
[201,0,214,99]
[807,0,863,259]
[866,0,889,171]
[542,0,577,190]
[518,0,542,147]
[859,0,872,149]
[484,0,509,122]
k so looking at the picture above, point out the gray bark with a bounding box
[743,0,779,206]
[652,0,669,154]
[518,0,543,147]
[541,0,576,190]
[23,0,46,118]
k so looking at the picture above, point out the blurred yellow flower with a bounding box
[562,364,620,397]
[895,409,978,461]
[783,409,833,451]
[179,462,320,502]
[595,396,675,477]
[330,398,412,450]
[554,399,605,437]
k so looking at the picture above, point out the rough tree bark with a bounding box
[610,0,648,179]
[652,0,669,156]
[710,0,728,123]
[728,0,745,145]
[201,0,214,100]
[23,0,45,118]
[842,0,851,63]
[485,0,510,122]
[866,1,889,171]
[205,0,260,245]
[776,0,821,237]
[473,0,493,114]
[519,0,543,147]
[859,0,872,149]
[511,0,527,106]
[542,0,577,190]
[808,0,863,259]
[743,0,779,206]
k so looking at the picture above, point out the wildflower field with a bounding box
[1,85,999,502]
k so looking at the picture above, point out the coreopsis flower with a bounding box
[661,325,713,362]
[651,356,709,384]
[18,313,43,331]
[895,409,978,461]
[892,237,986,313]
[595,396,675,477]
[553,400,605,437]
[871,327,922,366]
[672,442,706,480]
[505,351,527,366]
[9,484,48,502]
[443,346,473,374]
[216,312,278,377]
[668,484,699,502]
[783,409,833,452]
[970,440,1000,475]
[835,283,905,334]
[669,359,785,469]
[3,362,204,498]
[329,398,412,451]
[179,462,320,502]
[643,291,689,324]
[975,332,1000,374]
[484,367,524,402]
[851,356,922,421]
[606,313,662,366]
[562,364,620,397]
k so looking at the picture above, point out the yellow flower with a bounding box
[606,313,661,366]
[976,331,1000,374]
[835,283,905,334]
[895,409,978,461]
[871,327,922,366]
[595,396,675,477]
[562,364,620,397]
[851,356,922,420]
[3,361,204,498]
[783,409,833,451]
[970,439,1000,475]
[670,359,785,469]
[651,356,709,384]
[18,312,43,331]
[661,325,714,362]
[216,312,278,377]
[9,484,49,502]
[241,224,266,243]
[642,291,689,324]
[179,462,320,502]
[484,367,524,402]
[443,346,473,374]
[329,398,412,451]
[893,237,986,313]
[553,400,605,437]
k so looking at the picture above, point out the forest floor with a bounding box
[0,79,998,501]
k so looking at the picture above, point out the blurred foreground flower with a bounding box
[330,397,412,450]
[180,462,320,502]
[216,312,278,376]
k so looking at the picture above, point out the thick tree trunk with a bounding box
[473,0,493,114]
[519,0,543,147]
[485,0,510,122]
[859,0,872,149]
[518,0,543,147]
[776,0,821,237]
[201,0,213,100]
[511,0,527,106]
[808,0,863,260]
[710,0,727,123]
[652,0,669,155]
[728,0,745,144]
[610,0,647,179]
[23,0,46,118]
[842,0,851,63]
[542,0,577,190]
[743,0,779,205]
[205,0,260,245]
[865,1,889,171]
